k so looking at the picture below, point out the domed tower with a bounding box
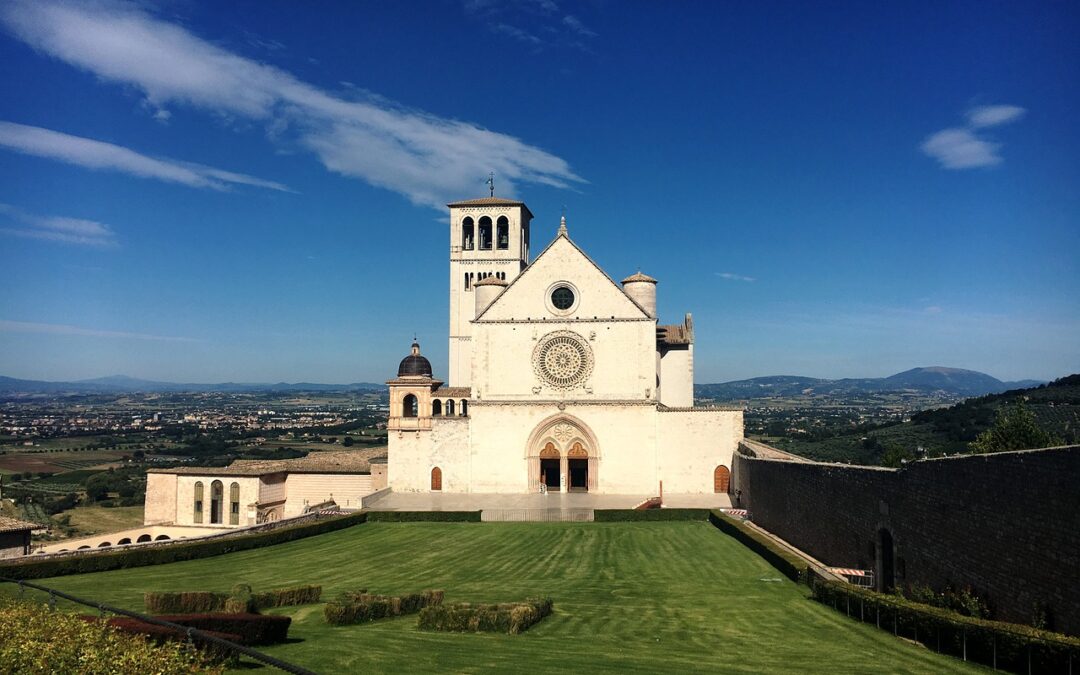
[473,275,508,318]
[621,271,657,319]
[387,340,441,432]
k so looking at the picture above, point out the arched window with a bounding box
[496,216,509,249]
[460,399,468,416]
[155,534,171,541]
[462,217,474,250]
[479,216,492,250]
[137,534,152,543]
[210,480,223,524]
[403,394,418,417]
[446,399,455,416]
[193,481,204,524]
[432,399,442,416]
[431,466,442,491]
[230,482,240,525]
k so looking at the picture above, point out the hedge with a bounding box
[0,512,368,580]
[594,508,711,522]
[324,589,444,626]
[146,583,322,614]
[364,510,481,522]
[418,598,553,635]
[153,613,292,646]
[812,576,1080,674]
[87,616,239,663]
[707,509,808,583]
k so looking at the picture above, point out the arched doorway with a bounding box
[567,442,589,492]
[877,528,895,592]
[713,465,731,493]
[431,466,442,491]
[539,442,560,491]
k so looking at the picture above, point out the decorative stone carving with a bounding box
[533,330,594,390]
[552,423,576,443]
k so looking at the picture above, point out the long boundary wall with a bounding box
[732,442,1080,635]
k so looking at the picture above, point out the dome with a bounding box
[397,341,432,378]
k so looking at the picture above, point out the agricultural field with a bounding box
[56,504,144,536]
[20,522,979,673]
[0,449,127,475]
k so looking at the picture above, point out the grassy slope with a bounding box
[16,522,979,674]
[58,505,145,535]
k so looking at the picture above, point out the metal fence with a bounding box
[0,577,316,675]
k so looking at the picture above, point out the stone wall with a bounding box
[733,443,1080,636]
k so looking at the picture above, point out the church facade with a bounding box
[387,196,743,495]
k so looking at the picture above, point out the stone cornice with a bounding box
[475,317,653,324]
[473,399,657,408]
[658,405,743,413]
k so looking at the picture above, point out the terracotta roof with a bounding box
[433,386,472,398]
[622,271,657,284]
[148,448,388,477]
[474,276,508,287]
[657,324,692,346]
[0,516,37,533]
[447,197,534,218]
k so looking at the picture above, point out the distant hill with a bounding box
[771,375,1080,464]
[695,367,1042,400]
[0,375,386,395]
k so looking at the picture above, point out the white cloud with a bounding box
[0,320,197,342]
[0,121,292,192]
[716,272,756,282]
[563,15,597,38]
[967,105,1025,128]
[921,103,1025,170]
[920,128,1002,169]
[0,202,118,247]
[0,0,584,209]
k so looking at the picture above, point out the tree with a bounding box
[342,436,354,447]
[969,400,1060,454]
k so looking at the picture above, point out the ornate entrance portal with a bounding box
[526,416,599,492]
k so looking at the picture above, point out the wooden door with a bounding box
[713,465,730,493]
[431,467,442,491]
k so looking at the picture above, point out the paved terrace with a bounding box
[363,490,731,521]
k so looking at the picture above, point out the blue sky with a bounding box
[0,0,1077,384]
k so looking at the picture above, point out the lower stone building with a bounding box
[0,515,36,559]
[144,449,387,527]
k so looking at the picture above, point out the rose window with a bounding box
[534,331,593,390]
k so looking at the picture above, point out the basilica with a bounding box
[387,196,743,495]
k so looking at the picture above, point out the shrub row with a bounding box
[417,598,553,635]
[364,510,481,522]
[594,508,711,522]
[0,512,368,580]
[91,616,239,663]
[153,613,292,646]
[146,584,322,614]
[324,589,444,625]
[812,576,1080,674]
[708,509,808,583]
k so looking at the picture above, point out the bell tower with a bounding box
[447,195,532,386]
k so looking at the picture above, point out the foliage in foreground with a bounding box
[324,589,444,625]
[417,597,553,634]
[0,598,218,674]
[969,400,1062,454]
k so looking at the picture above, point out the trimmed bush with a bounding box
[594,508,710,521]
[365,510,480,522]
[154,613,292,646]
[324,589,444,626]
[252,584,322,609]
[811,576,1080,674]
[418,598,553,635]
[145,590,229,614]
[95,616,239,663]
[708,510,808,583]
[0,511,368,580]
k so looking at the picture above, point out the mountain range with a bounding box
[694,367,1043,401]
[0,367,1041,398]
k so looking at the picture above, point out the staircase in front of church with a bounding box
[480,508,594,522]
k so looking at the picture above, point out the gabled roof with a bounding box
[447,197,534,219]
[474,230,652,322]
[0,515,37,533]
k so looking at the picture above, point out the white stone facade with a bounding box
[388,198,743,496]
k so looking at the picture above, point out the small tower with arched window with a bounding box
[387,340,441,433]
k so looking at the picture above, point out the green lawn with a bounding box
[15,522,981,674]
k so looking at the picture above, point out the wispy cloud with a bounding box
[0,0,584,208]
[0,121,292,192]
[0,320,198,342]
[921,103,1026,170]
[464,0,597,51]
[716,272,756,282]
[563,15,597,38]
[0,202,118,247]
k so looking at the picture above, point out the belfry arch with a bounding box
[525,414,600,492]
